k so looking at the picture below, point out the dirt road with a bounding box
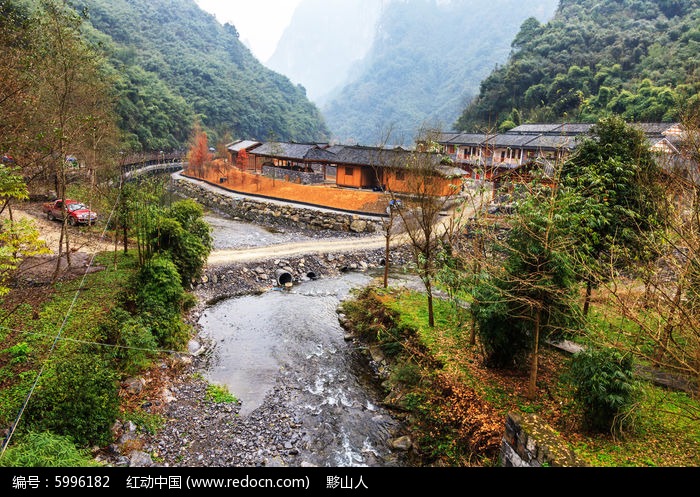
[3,202,114,255]
[206,235,391,265]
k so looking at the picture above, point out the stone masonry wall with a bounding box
[500,412,588,467]
[172,178,384,234]
[261,165,324,185]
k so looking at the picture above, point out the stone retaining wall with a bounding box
[500,412,587,467]
[261,165,324,185]
[172,178,384,234]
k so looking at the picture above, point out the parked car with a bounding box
[42,199,98,226]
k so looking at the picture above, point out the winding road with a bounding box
[12,172,486,268]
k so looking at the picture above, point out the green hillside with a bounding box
[456,0,700,132]
[78,0,330,150]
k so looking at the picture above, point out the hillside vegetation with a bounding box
[77,0,330,150]
[456,0,700,131]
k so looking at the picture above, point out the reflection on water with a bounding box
[197,270,410,467]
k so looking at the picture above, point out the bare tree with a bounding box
[389,128,467,326]
[29,1,120,280]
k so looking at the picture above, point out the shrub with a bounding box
[150,199,212,285]
[566,346,637,433]
[0,431,101,467]
[99,308,157,375]
[23,347,120,447]
[472,281,531,369]
[115,317,158,375]
[132,254,192,350]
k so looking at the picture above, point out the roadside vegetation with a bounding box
[340,285,699,466]
[1,0,699,469]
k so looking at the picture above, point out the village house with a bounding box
[232,142,468,196]
[436,122,684,200]
[226,139,262,170]
[216,122,685,209]
[437,122,683,181]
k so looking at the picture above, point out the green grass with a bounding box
[0,431,103,467]
[0,251,138,430]
[205,383,238,404]
[122,410,166,436]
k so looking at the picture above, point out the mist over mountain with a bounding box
[266,0,384,107]
[319,0,559,146]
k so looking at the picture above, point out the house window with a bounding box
[395,170,405,181]
[345,167,354,176]
[446,145,455,154]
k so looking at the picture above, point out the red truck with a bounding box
[42,199,98,226]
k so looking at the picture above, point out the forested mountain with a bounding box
[266,0,384,107]
[456,0,700,132]
[76,0,330,151]
[320,0,559,146]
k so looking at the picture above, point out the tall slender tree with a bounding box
[390,128,466,327]
[474,173,582,399]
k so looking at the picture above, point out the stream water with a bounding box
[197,271,413,467]
[195,212,417,466]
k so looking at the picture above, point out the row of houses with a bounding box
[437,122,684,180]
[226,140,467,196]
[224,122,685,197]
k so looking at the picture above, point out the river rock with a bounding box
[391,435,413,451]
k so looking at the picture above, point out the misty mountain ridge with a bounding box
[266,0,385,107]
[312,0,560,146]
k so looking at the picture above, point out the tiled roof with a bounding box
[526,134,581,150]
[436,165,470,178]
[485,134,539,147]
[331,146,415,166]
[247,142,443,169]
[444,133,493,145]
[227,140,261,152]
[556,123,594,135]
[507,124,562,134]
[437,132,464,143]
[252,142,328,160]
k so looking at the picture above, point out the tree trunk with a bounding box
[426,278,435,327]
[583,280,592,316]
[653,282,683,366]
[383,233,390,289]
[528,308,541,400]
[383,215,393,288]
[469,309,477,346]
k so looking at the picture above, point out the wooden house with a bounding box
[245,141,467,196]
[227,140,262,170]
[248,142,335,182]
[328,145,467,195]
